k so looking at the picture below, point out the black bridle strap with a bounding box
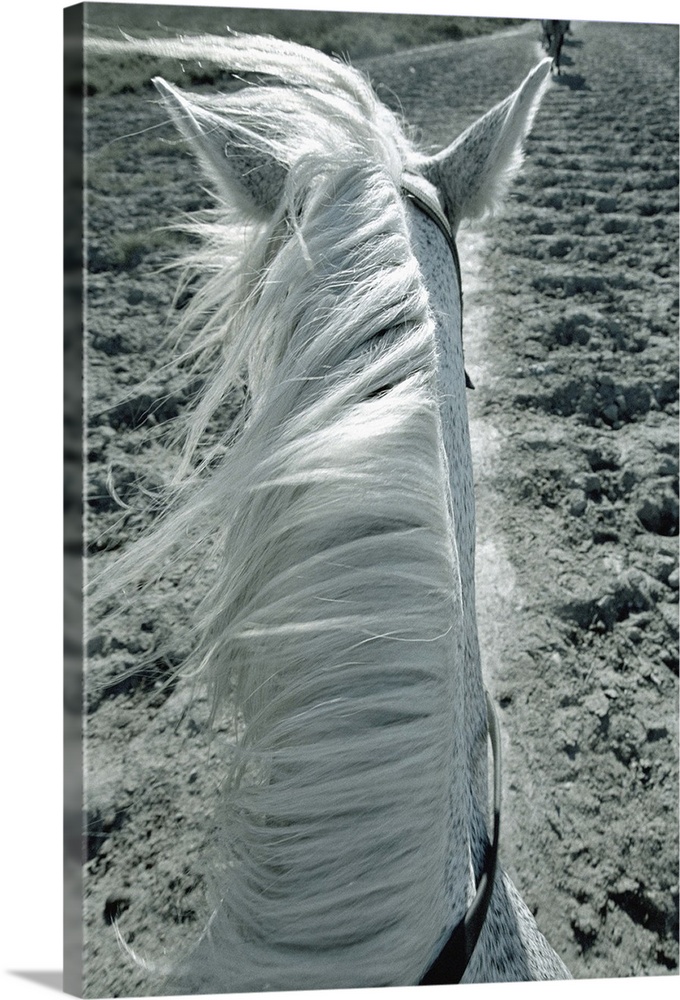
[419,691,502,986]
[400,175,474,390]
[401,173,462,292]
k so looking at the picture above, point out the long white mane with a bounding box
[92,34,465,991]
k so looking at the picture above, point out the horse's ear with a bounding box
[422,59,551,230]
[153,77,287,215]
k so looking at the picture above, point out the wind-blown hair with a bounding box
[90,34,464,991]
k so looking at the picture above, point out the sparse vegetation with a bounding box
[85,3,526,94]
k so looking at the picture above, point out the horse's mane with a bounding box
[90,34,464,990]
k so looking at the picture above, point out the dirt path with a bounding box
[80,20,678,995]
[469,23,679,979]
[368,19,679,979]
[367,20,678,979]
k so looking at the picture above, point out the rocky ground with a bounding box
[77,19,678,997]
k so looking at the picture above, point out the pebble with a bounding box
[617,877,641,899]
[584,690,610,718]
[569,492,587,516]
[620,469,638,492]
[571,904,599,942]
[583,473,601,495]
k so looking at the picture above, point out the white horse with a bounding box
[89,32,569,991]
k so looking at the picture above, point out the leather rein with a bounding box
[419,691,502,985]
[401,174,501,984]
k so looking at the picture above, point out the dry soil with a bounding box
[77,19,678,996]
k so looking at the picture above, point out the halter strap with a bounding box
[400,174,474,390]
[419,690,502,985]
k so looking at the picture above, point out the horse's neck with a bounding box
[406,202,570,983]
[465,870,571,982]
[406,205,472,594]
[405,199,490,908]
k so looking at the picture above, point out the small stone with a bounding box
[571,904,599,946]
[584,474,601,494]
[620,469,637,492]
[615,876,638,896]
[584,690,609,718]
[667,568,679,590]
[569,493,587,516]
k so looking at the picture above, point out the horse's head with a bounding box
[87,30,563,992]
